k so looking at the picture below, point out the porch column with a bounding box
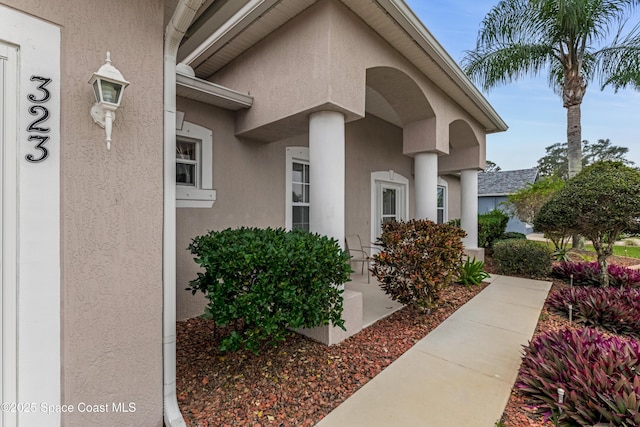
[309,111,345,246]
[460,169,479,248]
[414,151,438,221]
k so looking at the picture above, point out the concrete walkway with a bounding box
[316,275,552,427]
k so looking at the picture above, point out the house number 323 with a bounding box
[25,75,52,163]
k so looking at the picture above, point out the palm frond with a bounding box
[593,21,640,90]
[463,44,556,91]
[464,0,640,94]
[477,0,536,47]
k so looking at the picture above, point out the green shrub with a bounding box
[478,209,509,248]
[447,218,461,228]
[457,256,490,287]
[371,219,466,311]
[492,239,552,278]
[534,161,640,287]
[500,231,526,240]
[186,227,351,353]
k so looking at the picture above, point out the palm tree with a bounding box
[463,0,640,248]
[463,0,640,180]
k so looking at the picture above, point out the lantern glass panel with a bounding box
[100,80,122,104]
[92,81,101,103]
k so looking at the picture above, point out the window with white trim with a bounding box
[437,177,448,224]
[437,186,445,224]
[176,139,198,186]
[176,119,216,208]
[285,147,310,230]
[291,160,310,230]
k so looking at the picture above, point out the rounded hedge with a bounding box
[492,239,551,278]
[186,227,351,352]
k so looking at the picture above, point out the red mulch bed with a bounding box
[176,283,488,426]
[176,251,639,427]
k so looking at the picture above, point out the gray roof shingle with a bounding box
[478,168,539,196]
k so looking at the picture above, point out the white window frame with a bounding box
[437,177,448,224]
[176,139,199,187]
[176,118,216,208]
[371,171,409,242]
[285,147,310,230]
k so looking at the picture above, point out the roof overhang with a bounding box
[174,0,507,133]
[176,68,253,110]
[369,0,507,134]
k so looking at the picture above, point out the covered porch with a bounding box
[346,271,403,329]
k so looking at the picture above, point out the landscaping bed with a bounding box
[176,282,488,427]
[498,250,640,427]
[176,250,639,427]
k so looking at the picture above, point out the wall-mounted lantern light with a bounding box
[89,52,129,150]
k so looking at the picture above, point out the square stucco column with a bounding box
[414,151,438,221]
[309,111,345,246]
[460,169,479,249]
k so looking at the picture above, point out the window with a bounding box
[437,177,448,224]
[381,185,399,224]
[291,161,310,231]
[437,186,445,224]
[175,119,216,208]
[285,147,310,230]
[176,140,198,186]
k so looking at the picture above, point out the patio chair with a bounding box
[345,234,377,283]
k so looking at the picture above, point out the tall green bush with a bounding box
[478,209,509,248]
[492,239,552,278]
[186,227,351,352]
[503,175,564,225]
[371,219,466,311]
[535,161,640,286]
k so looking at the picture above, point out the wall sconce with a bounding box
[88,52,129,150]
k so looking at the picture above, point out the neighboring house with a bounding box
[0,0,506,426]
[478,168,539,234]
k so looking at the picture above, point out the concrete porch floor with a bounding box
[345,272,404,328]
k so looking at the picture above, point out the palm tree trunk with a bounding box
[566,104,584,249]
[567,104,582,178]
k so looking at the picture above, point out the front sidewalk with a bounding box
[316,275,551,427]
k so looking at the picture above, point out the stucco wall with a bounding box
[345,114,414,244]
[441,174,461,221]
[175,103,419,319]
[176,97,297,319]
[212,0,487,161]
[1,1,165,425]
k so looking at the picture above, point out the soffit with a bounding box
[178,0,316,76]
[177,0,507,133]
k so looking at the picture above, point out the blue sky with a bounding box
[404,0,640,171]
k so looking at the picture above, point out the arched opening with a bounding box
[365,66,435,126]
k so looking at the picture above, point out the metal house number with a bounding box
[25,75,52,163]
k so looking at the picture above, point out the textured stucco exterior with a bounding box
[0,0,501,424]
[212,0,487,161]
[176,108,419,320]
[175,0,488,320]
[175,107,467,320]
[1,1,165,425]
